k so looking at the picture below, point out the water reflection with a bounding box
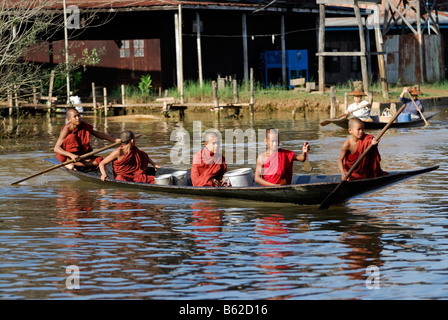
[254,214,296,272]
[1,108,448,299]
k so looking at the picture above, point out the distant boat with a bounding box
[324,111,439,129]
[44,158,438,206]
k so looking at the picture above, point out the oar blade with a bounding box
[303,156,312,172]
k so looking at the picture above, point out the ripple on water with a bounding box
[1,113,448,300]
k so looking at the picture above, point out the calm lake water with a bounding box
[1,106,448,301]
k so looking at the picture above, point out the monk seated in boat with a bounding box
[254,128,310,186]
[191,131,227,187]
[338,118,388,181]
[54,107,120,170]
[99,130,160,183]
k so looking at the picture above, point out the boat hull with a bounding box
[44,158,438,206]
[326,112,439,129]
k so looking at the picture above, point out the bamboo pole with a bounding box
[318,4,325,92]
[178,4,184,104]
[121,84,126,105]
[103,87,108,117]
[8,89,12,116]
[353,0,369,94]
[212,80,219,120]
[374,4,389,99]
[33,88,37,105]
[242,13,249,86]
[174,13,181,91]
[91,82,97,114]
[196,12,203,88]
[62,0,71,104]
[330,86,336,118]
[250,68,254,114]
[212,80,219,108]
[233,79,239,104]
[416,0,425,83]
[281,15,286,87]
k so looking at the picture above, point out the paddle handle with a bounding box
[11,134,141,185]
[407,92,429,126]
[320,104,370,126]
[338,104,371,119]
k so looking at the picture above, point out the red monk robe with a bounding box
[112,146,155,183]
[56,121,102,165]
[261,148,295,185]
[191,148,227,187]
[343,133,388,180]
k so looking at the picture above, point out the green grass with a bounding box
[109,79,448,110]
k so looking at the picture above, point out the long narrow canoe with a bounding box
[44,158,438,206]
[324,111,439,129]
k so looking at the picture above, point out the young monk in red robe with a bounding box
[99,130,160,183]
[191,131,227,187]
[54,108,120,170]
[338,117,388,181]
[254,129,310,186]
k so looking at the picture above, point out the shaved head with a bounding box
[204,131,219,143]
[120,130,135,145]
[266,128,278,139]
[66,107,79,118]
[348,117,364,129]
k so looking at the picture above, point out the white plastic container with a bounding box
[154,174,173,185]
[171,170,188,186]
[223,168,253,187]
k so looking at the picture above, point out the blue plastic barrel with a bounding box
[397,113,411,123]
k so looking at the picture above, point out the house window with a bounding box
[134,39,144,57]
[351,50,360,72]
[325,48,340,73]
[120,40,130,58]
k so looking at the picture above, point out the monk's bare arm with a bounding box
[147,156,160,169]
[293,142,309,162]
[99,149,120,181]
[254,153,276,186]
[91,129,120,143]
[54,126,78,161]
[338,141,350,180]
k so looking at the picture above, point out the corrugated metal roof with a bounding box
[6,0,318,11]
[20,1,270,10]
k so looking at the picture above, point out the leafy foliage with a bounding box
[138,74,153,96]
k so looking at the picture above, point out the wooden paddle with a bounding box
[320,104,370,126]
[318,104,407,210]
[407,91,429,126]
[11,134,141,185]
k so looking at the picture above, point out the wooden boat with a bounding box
[324,111,439,129]
[44,158,438,206]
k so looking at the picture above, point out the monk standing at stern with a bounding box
[338,117,388,181]
[99,130,160,183]
[255,128,310,186]
[191,131,227,187]
[54,108,120,170]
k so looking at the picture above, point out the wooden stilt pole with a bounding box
[354,0,369,94]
